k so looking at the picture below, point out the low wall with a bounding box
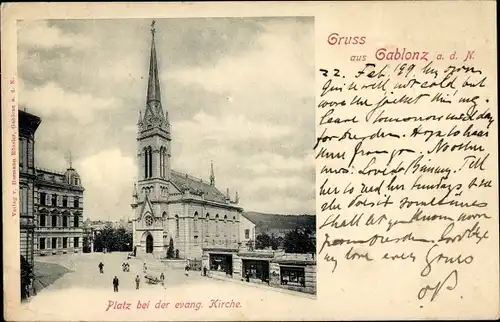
[160,259,187,269]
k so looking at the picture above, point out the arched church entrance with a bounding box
[146,234,154,253]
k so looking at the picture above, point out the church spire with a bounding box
[210,160,215,186]
[146,20,163,117]
[147,20,161,104]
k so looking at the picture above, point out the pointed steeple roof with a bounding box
[147,20,161,108]
[210,160,215,186]
[139,20,171,136]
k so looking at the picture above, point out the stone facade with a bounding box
[132,23,242,260]
[19,110,41,267]
[34,167,85,256]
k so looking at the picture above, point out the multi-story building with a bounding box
[131,22,243,262]
[240,215,256,248]
[34,165,84,256]
[19,110,42,267]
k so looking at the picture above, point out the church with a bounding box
[131,21,243,261]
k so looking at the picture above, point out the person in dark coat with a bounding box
[98,262,104,274]
[159,273,165,286]
[113,276,119,292]
[135,275,140,290]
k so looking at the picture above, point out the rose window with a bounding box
[145,216,154,226]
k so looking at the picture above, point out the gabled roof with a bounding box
[139,193,155,218]
[170,170,227,203]
[241,212,316,231]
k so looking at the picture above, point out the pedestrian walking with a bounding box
[203,266,207,277]
[135,275,140,290]
[98,261,104,274]
[113,276,119,292]
[143,262,147,273]
[159,273,165,287]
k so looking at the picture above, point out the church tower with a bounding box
[132,20,171,258]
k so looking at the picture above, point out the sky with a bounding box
[17,17,315,221]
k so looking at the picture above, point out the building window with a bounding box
[51,237,57,249]
[223,215,228,237]
[73,197,79,208]
[193,212,199,233]
[40,192,46,205]
[144,147,148,179]
[159,147,164,178]
[62,196,68,207]
[40,213,46,227]
[162,147,167,179]
[144,147,153,179]
[245,229,250,239]
[148,146,152,178]
[20,186,28,216]
[194,236,198,246]
[63,215,68,227]
[19,138,28,170]
[63,237,68,248]
[52,215,58,227]
[40,238,45,250]
[74,237,79,248]
[145,215,153,226]
[51,194,57,206]
[205,214,209,236]
[175,215,179,237]
[74,214,79,227]
[233,216,236,237]
[215,214,219,236]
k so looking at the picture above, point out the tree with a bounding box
[20,255,33,300]
[270,235,283,250]
[115,227,132,251]
[83,236,92,253]
[166,237,175,259]
[255,233,272,249]
[246,239,254,251]
[93,224,133,252]
[283,228,315,254]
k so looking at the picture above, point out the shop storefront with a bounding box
[202,247,239,277]
[280,265,305,287]
[270,257,317,295]
[241,259,270,283]
[210,253,233,276]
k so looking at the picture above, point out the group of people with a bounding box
[100,260,166,292]
[112,274,143,292]
[122,262,130,272]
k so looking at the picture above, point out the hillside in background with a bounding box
[242,211,315,234]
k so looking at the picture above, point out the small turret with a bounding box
[64,152,81,186]
[132,183,138,203]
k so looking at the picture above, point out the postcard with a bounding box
[1,1,498,321]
